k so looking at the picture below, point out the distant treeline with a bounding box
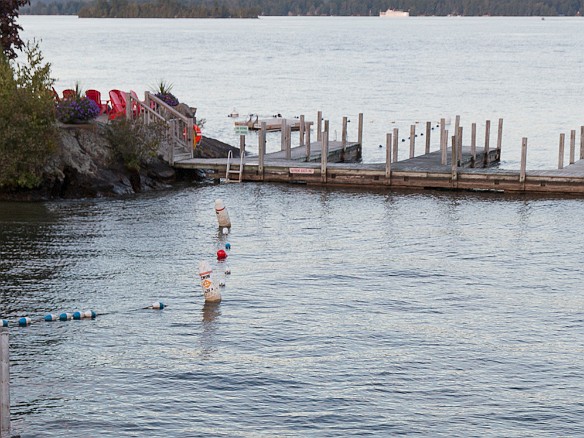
[20,0,584,17]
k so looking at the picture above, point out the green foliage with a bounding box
[1,0,30,59]
[32,0,584,18]
[0,41,59,189]
[106,117,166,172]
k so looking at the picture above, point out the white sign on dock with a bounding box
[289,168,315,174]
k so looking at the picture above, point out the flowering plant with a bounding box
[154,92,179,107]
[56,96,100,124]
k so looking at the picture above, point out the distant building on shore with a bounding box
[379,8,409,17]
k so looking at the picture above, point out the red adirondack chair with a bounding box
[85,89,109,115]
[62,89,75,100]
[108,89,126,120]
[130,90,142,117]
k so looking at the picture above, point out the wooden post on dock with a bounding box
[385,133,392,179]
[484,120,491,166]
[497,118,503,155]
[258,122,266,180]
[321,122,329,183]
[0,328,9,438]
[581,126,584,160]
[305,122,312,161]
[358,113,363,145]
[520,137,528,184]
[457,126,463,164]
[425,121,431,154]
[239,134,246,162]
[440,118,446,165]
[558,133,565,169]
[471,123,477,168]
[342,116,348,152]
[280,119,287,151]
[451,133,457,181]
[570,129,576,164]
[285,124,292,160]
[125,92,132,120]
[392,128,399,163]
[409,125,416,158]
[317,111,322,141]
[299,115,305,148]
[454,115,460,150]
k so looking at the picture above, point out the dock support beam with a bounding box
[520,137,528,184]
[305,122,312,161]
[497,118,504,159]
[471,123,477,168]
[440,118,446,165]
[299,115,305,148]
[0,328,9,438]
[342,116,348,156]
[317,111,322,141]
[451,133,457,181]
[570,129,576,165]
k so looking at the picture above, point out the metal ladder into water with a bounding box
[225,150,244,183]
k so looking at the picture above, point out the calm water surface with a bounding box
[2,185,584,436]
[2,15,583,437]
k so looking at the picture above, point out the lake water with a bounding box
[1,15,583,437]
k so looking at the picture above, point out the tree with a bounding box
[1,0,30,60]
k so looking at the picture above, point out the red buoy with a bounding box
[217,249,227,260]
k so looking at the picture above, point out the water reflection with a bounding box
[199,302,221,360]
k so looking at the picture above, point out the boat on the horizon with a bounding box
[379,8,409,17]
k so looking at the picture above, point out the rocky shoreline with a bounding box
[0,122,241,201]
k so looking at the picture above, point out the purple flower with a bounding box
[56,97,100,123]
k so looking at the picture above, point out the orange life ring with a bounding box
[194,124,202,146]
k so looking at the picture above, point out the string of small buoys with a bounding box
[197,198,235,303]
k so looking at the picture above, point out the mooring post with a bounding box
[425,121,431,154]
[484,120,491,166]
[581,126,584,160]
[358,113,363,145]
[0,328,9,438]
[520,137,528,184]
[497,118,504,158]
[570,129,576,165]
[258,122,266,180]
[440,118,446,165]
[239,133,246,167]
[305,122,312,161]
[457,126,463,164]
[471,123,477,168]
[299,115,305,148]
[321,121,329,183]
[317,111,322,141]
[385,133,392,179]
[558,133,565,169]
[280,119,287,151]
[286,124,292,160]
[342,116,348,152]
[409,125,416,158]
[451,133,457,180]
[392,128,399,163]
[454,115,460,150]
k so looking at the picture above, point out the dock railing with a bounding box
[126,91,195,166]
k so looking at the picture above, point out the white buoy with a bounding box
[83,310,97,319]
[215,199,231,228]
[198,260,222,303]
[151,302,165,310]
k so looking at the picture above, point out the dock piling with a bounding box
[321,122,329,183]
[392,128,399,163]
[581,126,584,160]
[425,121,431,154]
[286,124,292,160]
[484,120,491,166]
[570,129,576,164]
[358,113,363,145]
[409,125,416,158]
[342,116,348,152]
[497,118,504,156]
[440,118,446,165]
[457,126,463,164]
[520,137,528,183]
[471,123,477,168]
[258,122,266,179]
[385,133,392,179]
[451,133,457,180]
[558,133,565,169]
[305,122,312,161]
[299,115,305,148]
[317,111,322,141]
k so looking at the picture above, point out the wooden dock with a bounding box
[175,114,584,196]
[234,116,301,131]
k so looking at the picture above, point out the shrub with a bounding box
[106,117,166,172]
[55,96,100,123]
[0,41,59,189]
